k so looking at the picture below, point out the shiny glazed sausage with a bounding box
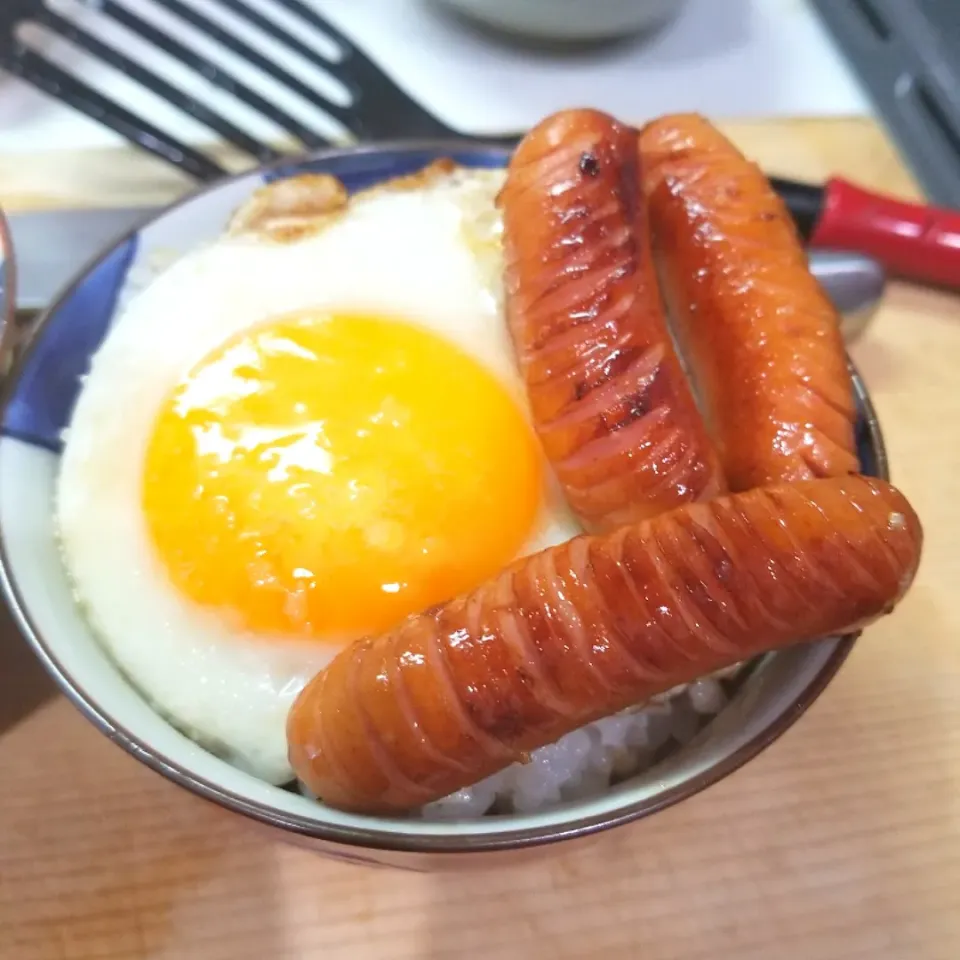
[288,475,922,814]
[499,109,725,532]
[639,113,859,491]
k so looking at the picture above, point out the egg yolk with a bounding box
[142,313,543,640]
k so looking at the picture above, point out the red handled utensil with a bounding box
[773,176,960,289]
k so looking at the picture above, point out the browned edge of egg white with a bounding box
[228,158,465,244]
[228,173,349,242]
[0,140,885,859]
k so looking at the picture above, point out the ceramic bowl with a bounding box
[0,143,884,870]
[435,0,685,42]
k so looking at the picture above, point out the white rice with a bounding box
[418,663,745,820]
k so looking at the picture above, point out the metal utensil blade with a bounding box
[9,206,155,310]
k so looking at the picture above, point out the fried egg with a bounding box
[56,164,581,784]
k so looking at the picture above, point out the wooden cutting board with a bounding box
[1,119,958,960]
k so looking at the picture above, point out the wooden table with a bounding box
[1,119,958,960]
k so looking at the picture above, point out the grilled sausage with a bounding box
[288,475,921,814]
[639,113,858,490]
[499,109,725,532]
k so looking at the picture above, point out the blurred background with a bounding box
[0,0,870,157]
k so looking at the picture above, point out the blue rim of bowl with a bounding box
[0,141,878,855]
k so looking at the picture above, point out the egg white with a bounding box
[56,167,581,785]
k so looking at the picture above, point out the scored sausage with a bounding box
[499,108,725,532]
[288,475,922,814]
[639,113,859,491]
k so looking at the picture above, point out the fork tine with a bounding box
[265,0,358,58]
[100,0,332,149]
[215,0,347,76]
[6,48,226,182]
[156,0,355,131]
[36,7,283,165]
[269,0,458,139]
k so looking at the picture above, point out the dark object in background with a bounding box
[811,0,960,208]
[0,602,57,736]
